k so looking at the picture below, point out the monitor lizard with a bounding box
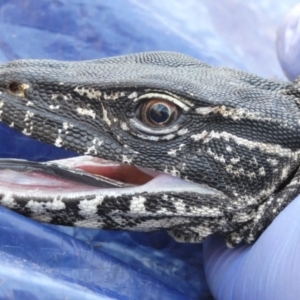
[0,51,299,247]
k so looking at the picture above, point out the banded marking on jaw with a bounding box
[0,156,226,236]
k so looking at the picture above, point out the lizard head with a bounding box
[0,52,299,246]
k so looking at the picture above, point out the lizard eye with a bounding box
[139,99,180,127]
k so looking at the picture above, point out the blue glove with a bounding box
[277,3,300,81]
[203,195,300,300]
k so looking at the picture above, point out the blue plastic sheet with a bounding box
[0,1,298,299]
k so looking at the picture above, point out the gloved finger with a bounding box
[203,195,300,300]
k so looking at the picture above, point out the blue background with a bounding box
[0,1,298,299]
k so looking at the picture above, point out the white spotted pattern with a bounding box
[74,86,102,100]
[76,107,96,119]
[191,131,208,141]
[129,196,147,213]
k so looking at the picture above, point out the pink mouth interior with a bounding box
[76,162,153,185]
[0,156,218,197]
[51,156,158,185]
[0,156,158,191]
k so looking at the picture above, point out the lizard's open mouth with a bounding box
[50,156,157,186]
[0,156,220,197]
[0,156,225,242]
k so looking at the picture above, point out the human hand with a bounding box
[203,195,300,300]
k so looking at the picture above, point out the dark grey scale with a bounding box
[62,199,84,219]
[101,215,125,230]
[144,197,160,213]
[50,216,76,227]
[97,196,132,214]
[144,195,178,214]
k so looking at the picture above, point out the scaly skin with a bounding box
[0,52,299,246]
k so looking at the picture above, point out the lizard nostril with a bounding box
[7,82,30,97]
[8,82,21,93]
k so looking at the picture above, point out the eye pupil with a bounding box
[149,103,170,124]
[138,97,180,128]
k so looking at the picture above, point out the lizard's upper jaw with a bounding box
[0,156,223,198]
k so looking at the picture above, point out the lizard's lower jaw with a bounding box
[0,156,223,198]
